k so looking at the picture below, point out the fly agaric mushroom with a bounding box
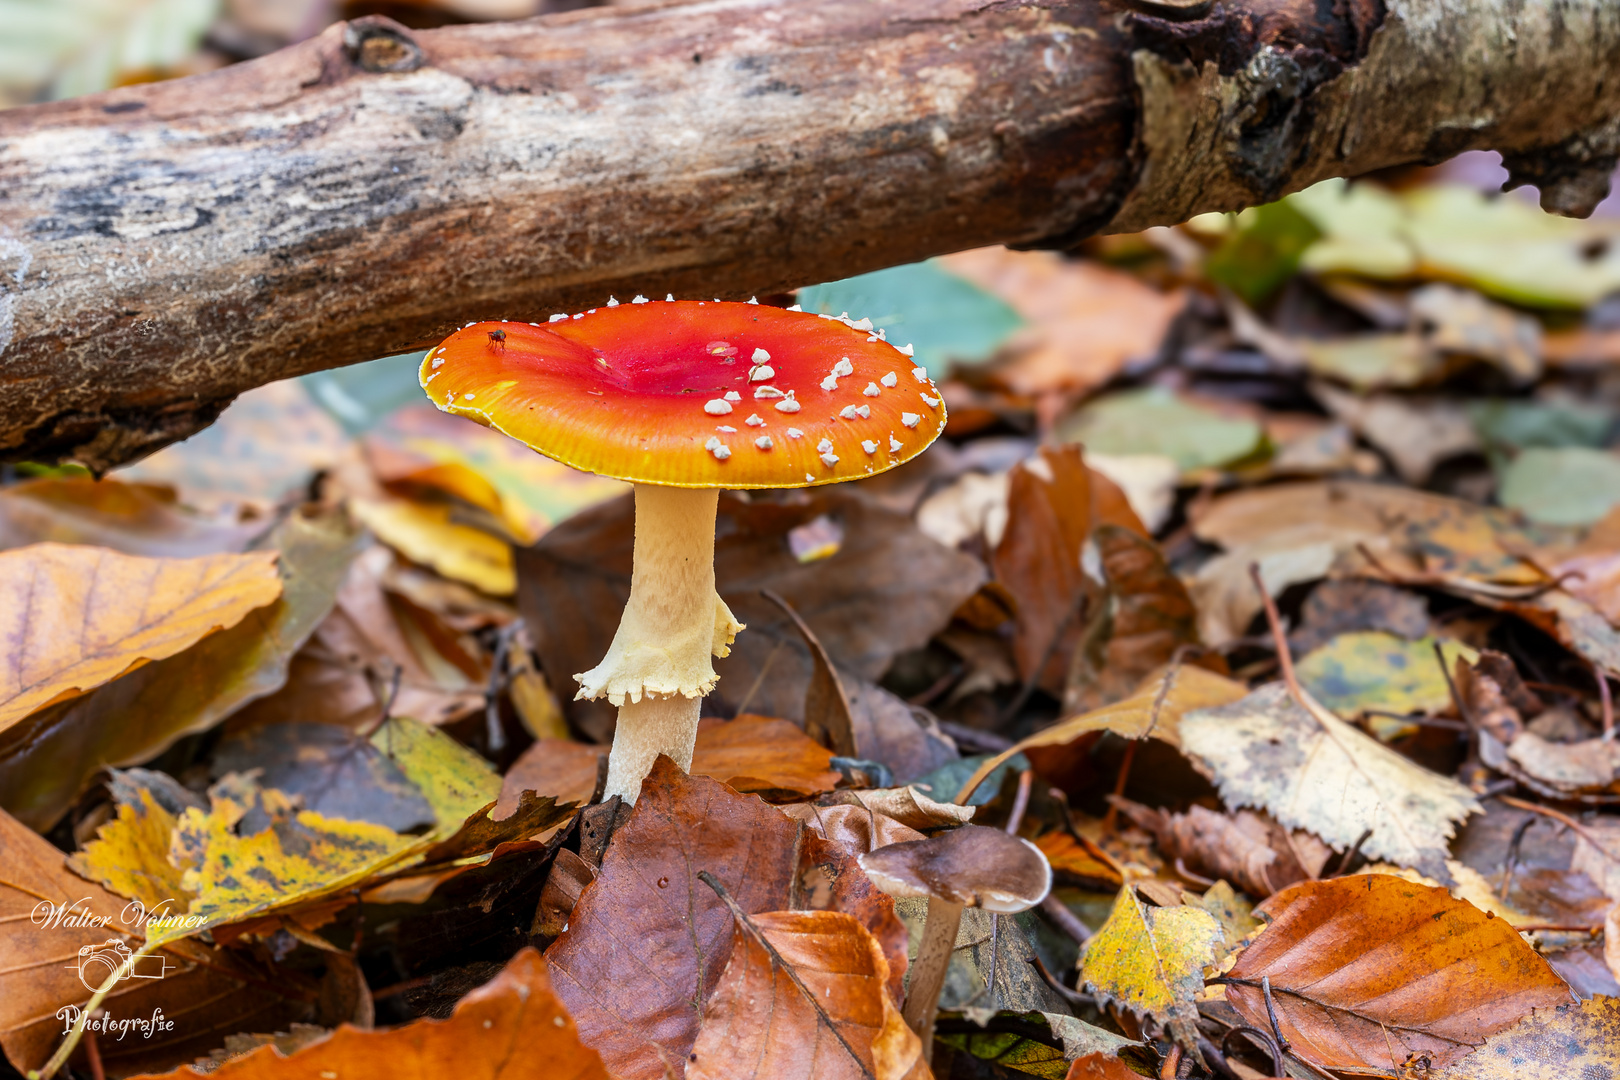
[420,301,947,802]
[859,824,1052,1057]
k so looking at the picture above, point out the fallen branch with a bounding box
[1,0,1618,468]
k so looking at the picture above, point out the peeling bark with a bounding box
[0,0,1616,469]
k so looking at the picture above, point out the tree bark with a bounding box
[0,0,1616,470]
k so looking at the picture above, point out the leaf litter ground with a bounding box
[4,160,1620,1080]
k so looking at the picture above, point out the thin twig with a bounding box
[1434,640,1473,730]
[83,1029,104,1080]
[29,942,161,1080]
[1038,893,1093,944]
[1499,795,1620,865]
[1262,975,1291,1055]
[1197,1036,1245,1080]
[1103,651,1190,832]
[1499,815,1537,901]
[1248,564,1301,697]
[1221,1025,1286,1079]
[1005,769,1034,836]
[696,870,877,1080]
[1027,955,1089,1006]
[1329,829,1373,877]
[1596,661,1614,740]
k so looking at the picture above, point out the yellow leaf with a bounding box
[1079,885,1222,1048]
[67,773,192,914]
[161,773,418,945]
[1180,683,1479,880]
[351,496,515,596]
[955,664,1247,802]
[370,714,502,837]
[0,544,282,732]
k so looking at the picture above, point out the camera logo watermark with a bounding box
[31,897,205,1040]
[69,938,175,992]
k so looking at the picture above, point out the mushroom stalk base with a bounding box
[582,485,744,804]
[903,895,964,1062]
[602,693,702,802]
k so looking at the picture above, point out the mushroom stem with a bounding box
[903,894,965,1061]
[582,484,743,803]
[603,693,701,802]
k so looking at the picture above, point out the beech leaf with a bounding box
[0,511,364,830]
[1224,874,1573,1071]
[687,909,926,1080]
[0,544,282,732]
[544,757,802,1080]
[128,948,608,1080]
[1179,682,1479,879]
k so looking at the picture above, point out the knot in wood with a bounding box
[343,16,426,74]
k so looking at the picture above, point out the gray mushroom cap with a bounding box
[857,824,1053,914]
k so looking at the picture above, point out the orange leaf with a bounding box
[688,910,927,1080]
[129,948,606,1080]
[691,714,842,799]
[1225,874,1573,1071]
[0,544,282,733]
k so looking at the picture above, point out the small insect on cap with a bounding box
[419,302,947,488]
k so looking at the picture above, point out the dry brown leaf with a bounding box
[545,757,802,1080]
[1065,526,1205,712]
[939,248,1185,398]
[0,511,365,831]
[0,544,282,733]
[1224,874,1573,1071]
[1109,798,1313,899]
[226,545,486,732]
[1034,830,1124,890]
[1180,682,1479,880]
[687,910,926,1080]
[992,447,1097,692]
[954,664,1248,803]
[128,948,607,1080]
[497,738,604,817]
[689,714,842,800]
[780,803,926,856]
[0,477,264,557]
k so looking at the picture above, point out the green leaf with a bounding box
[0,0,221,102]
[1203,200,1322,305]
[1058,388,1263,473]
[1469,398,1614,455]
[301,352,430,435]
[796,260,1024,379]
[1499,447,1620,526]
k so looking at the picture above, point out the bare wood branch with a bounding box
[1,0,1617,469]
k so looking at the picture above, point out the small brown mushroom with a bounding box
[858,824,1052,1059]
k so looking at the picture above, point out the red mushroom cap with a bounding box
[419,301,947,488]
